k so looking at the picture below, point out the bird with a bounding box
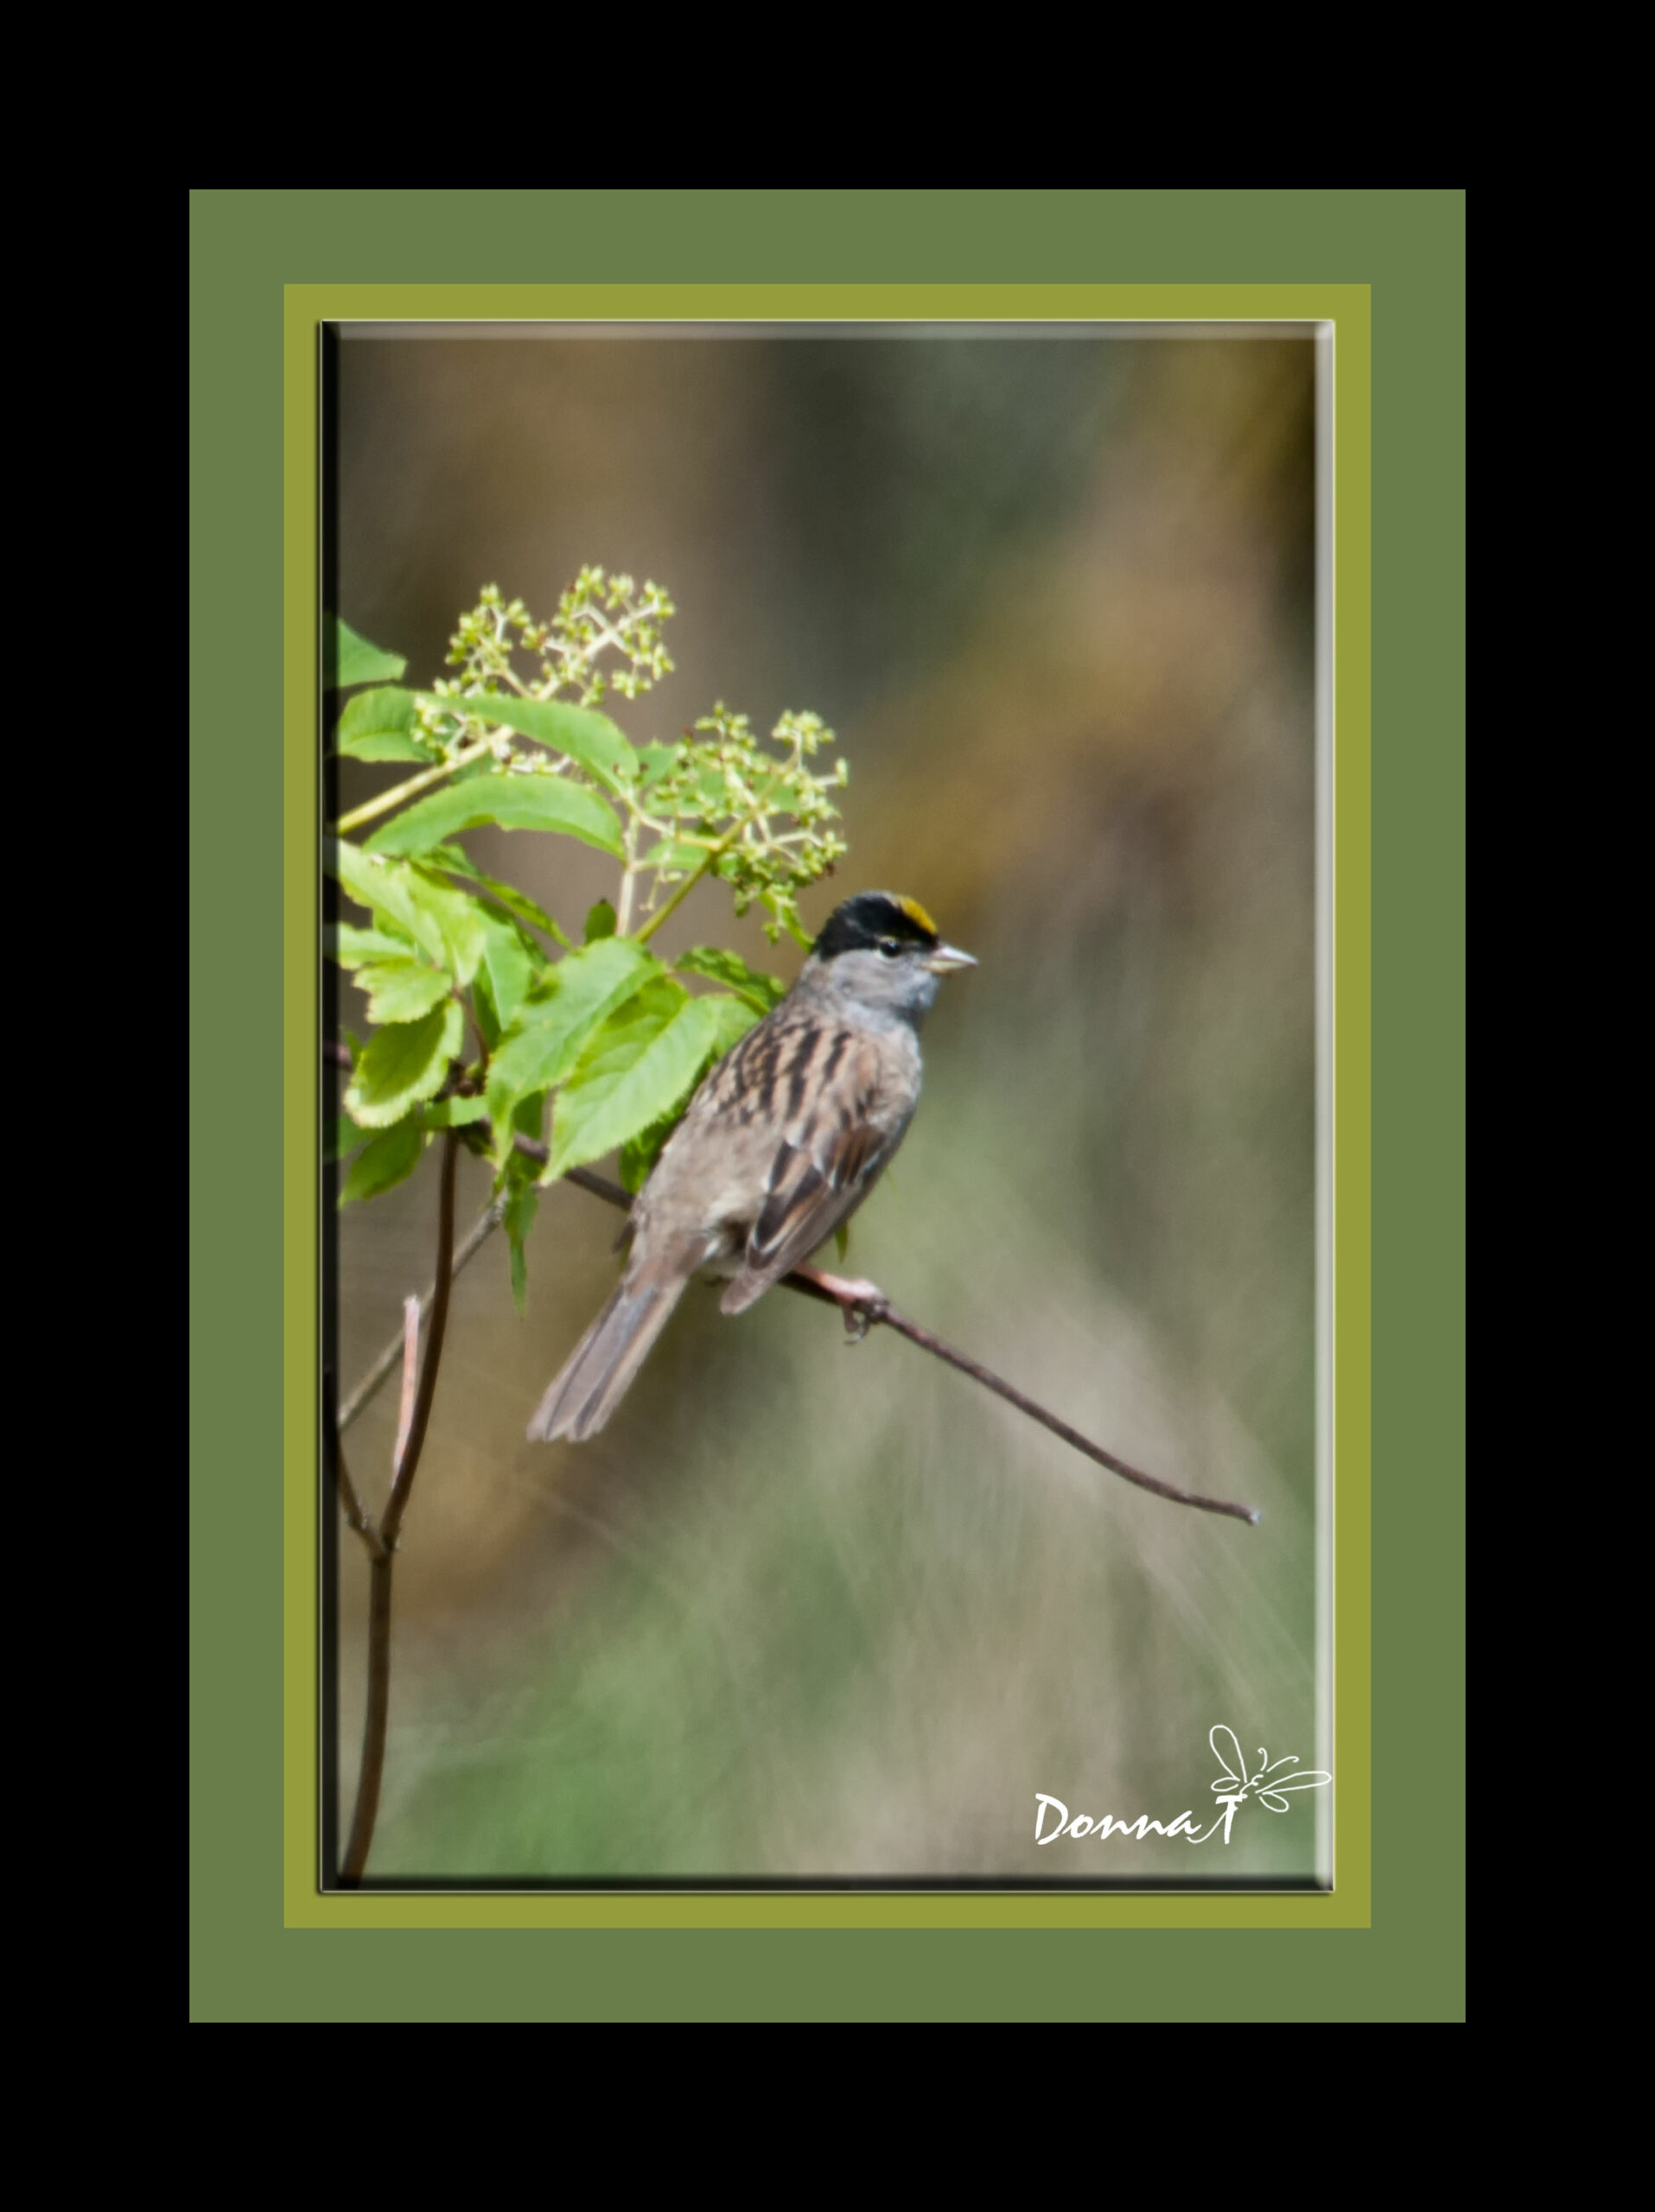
[527,891,976,1442]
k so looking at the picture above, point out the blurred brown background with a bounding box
[329,324,1324,1882]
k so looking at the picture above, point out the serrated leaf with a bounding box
[430,849,569,944]
[335,687,430,761]
[344,1002,465,1128]
[416,690,638,792]
[362,772,623,860]
[331,616,406,689]
[329,922,414,969]
[356,958,452,1024]
[674,945,788,1013]
[546,993,725,1179]
[338,1116,424,1204]
[584,899,616,943]
[333,842,485,985]
[484,938,665,1141]
[480,912,535,1028]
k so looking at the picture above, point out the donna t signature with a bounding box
[1035,1725,1332,1847]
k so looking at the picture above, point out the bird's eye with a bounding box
[876,938,901,958]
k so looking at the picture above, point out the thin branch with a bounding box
[340,1131,461,1885]
[789,1267,1261,1526]
[631,840,719,944]
[381,1132,459,1553]
[330,1052,1260,1522]
[391,1296,421,1470]
[504,1137,1260,1524]
[335,1201,504,1432]
[334,735,494,836]
[328,1396,385,1562]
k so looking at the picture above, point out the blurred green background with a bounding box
[329,325,1323,1883]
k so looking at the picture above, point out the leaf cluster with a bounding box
[328,579,835,1307]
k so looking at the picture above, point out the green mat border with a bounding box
[191,194,1461,2020]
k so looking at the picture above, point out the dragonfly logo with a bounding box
[1035,1725,1332,1847]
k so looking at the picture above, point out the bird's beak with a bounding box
[925,942,977,975]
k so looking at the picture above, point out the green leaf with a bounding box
[356,959,452,1025]
[512,1090,546,1140]
[484,938,665,1140]
[416,691,638,792]
[329,922,414,968]
[584,899,616,943]
[361,772,623,860]
[326,1114,364,1165]
[674,946,788,1013]
[333,842,486,984]
[503,1182,538,1314]
[331,616,406,689]
[338,1116,424,1204]
[339,733,436,764]
[653,839,718,873]
[471,955,502,1050]
[421,1095,489,1128]
[620,1115,675,1194]
[637,742,682,786]
[430,849,569,944]
[614,991,756,1192]
[480,911,535,1029]
[702,993,763,1054]
[833,1223,850,1262]
[334,686,431,761]
[343,1002,465,1128]
[547,992,726,1180]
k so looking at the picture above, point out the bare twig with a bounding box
[391,1296,420,1470]
[335,1167,632,1433]
[508,1135,1257,1522]
[340,1130,461,1885]
[341,1548,393,1882]
[382,1132,459,1552]
[790,1267,1261,1525]
[329,1405,385,1561]
[335,1202,503,1432]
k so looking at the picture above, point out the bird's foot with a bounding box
[795,1266,890,1342]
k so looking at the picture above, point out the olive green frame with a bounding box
[192,194,1461,2020]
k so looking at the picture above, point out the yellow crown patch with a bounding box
[896,896,938,937]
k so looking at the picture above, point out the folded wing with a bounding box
[720,1032,908,1314]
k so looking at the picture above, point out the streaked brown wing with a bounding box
[720,1030,907,1313]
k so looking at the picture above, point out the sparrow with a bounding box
[528,891,976,1441]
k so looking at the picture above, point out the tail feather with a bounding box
[526,1273,690,1442]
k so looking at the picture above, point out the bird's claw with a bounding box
[837,1285,888,1344]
